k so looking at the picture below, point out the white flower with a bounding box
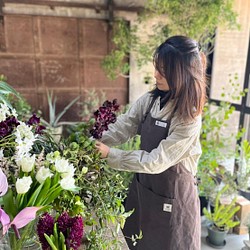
[60,177,77,190]
[14,122,36,156]
[36,167,53,184]
[16,154,36,172]
[55,158,75,177]
[15,140,35,157]
[16,176,32,194]
[15,122,35,142]
[0,149,4,160]
[61,164,75,178]
[0,103,10,122]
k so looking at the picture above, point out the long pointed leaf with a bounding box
[26,182,44,206]
[42,186,62,205]
[0,81,20,96]
[2,189,17,219]
[54,96,80,125]
[35,177,51,206]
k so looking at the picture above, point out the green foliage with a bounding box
[117,135,141,189]
[203,185,240,231]
[6,94,33,120]
[59,123,132,249]
[102,19,137,79]
[145,0,239,52]
[102,0,239,79]
[0,79,21,107]
[198,74,248,198]
[236,139,250,191]
[78,89,106,122]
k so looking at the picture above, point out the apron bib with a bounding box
[122,98,200,250]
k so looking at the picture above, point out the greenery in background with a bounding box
[0,75,21,107]
[198,74,248,200]
[78,89,106,122]
[102,0,239,79]
[236,139,250,191]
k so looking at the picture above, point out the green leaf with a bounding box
[2,189,17,219]
[44,234,58,250]
[35,177,52,206]
[43,186,63,205]
[26,182,44,206]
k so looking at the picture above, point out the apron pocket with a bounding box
[135,177,175,229]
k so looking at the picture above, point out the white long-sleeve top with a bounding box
[100,92,202,176]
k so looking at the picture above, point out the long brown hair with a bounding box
[153,35,207,122]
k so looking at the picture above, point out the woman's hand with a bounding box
[95,141,110,158]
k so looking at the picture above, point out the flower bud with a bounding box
[16,176,32,194]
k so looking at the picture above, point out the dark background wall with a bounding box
[0,14,128,121]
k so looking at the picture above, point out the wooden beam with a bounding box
[3,0,144,13]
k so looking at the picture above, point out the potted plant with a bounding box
[236,139,250,200]
[42,91,80,142]
[203,185,240,248]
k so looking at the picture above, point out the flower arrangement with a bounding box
[37,212,84,250]
[0,101,80,249]
[0,83,132,250]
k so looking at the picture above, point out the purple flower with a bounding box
[90,99,120,139]
[0,116,19,137]
[0,121,9,137]
[37,213,54,250]
[112,99,119,111]
[27,114,46,134]
[27,114,40,125]
[35,125,46,135]
[6,116,20,128]
[67,216,84,250]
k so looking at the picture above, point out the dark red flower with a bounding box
[68,216,84,250]
[27,114,40,125]
[90,99,120,139]
[35,125,46,134]
[57,211,71,236]
[37,213,54,250]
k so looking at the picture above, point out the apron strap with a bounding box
[141,95,177,129]
[142,96,157,122]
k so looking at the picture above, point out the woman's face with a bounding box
[154,68,169,91]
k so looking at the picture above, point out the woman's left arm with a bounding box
[104,115,202,174]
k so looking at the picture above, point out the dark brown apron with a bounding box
[122,98,200,250]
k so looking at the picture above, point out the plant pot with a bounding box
[50,126,63,143]
[206,224,228,249]
[239,189,250,200]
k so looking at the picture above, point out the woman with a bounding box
[95,35,207,250]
